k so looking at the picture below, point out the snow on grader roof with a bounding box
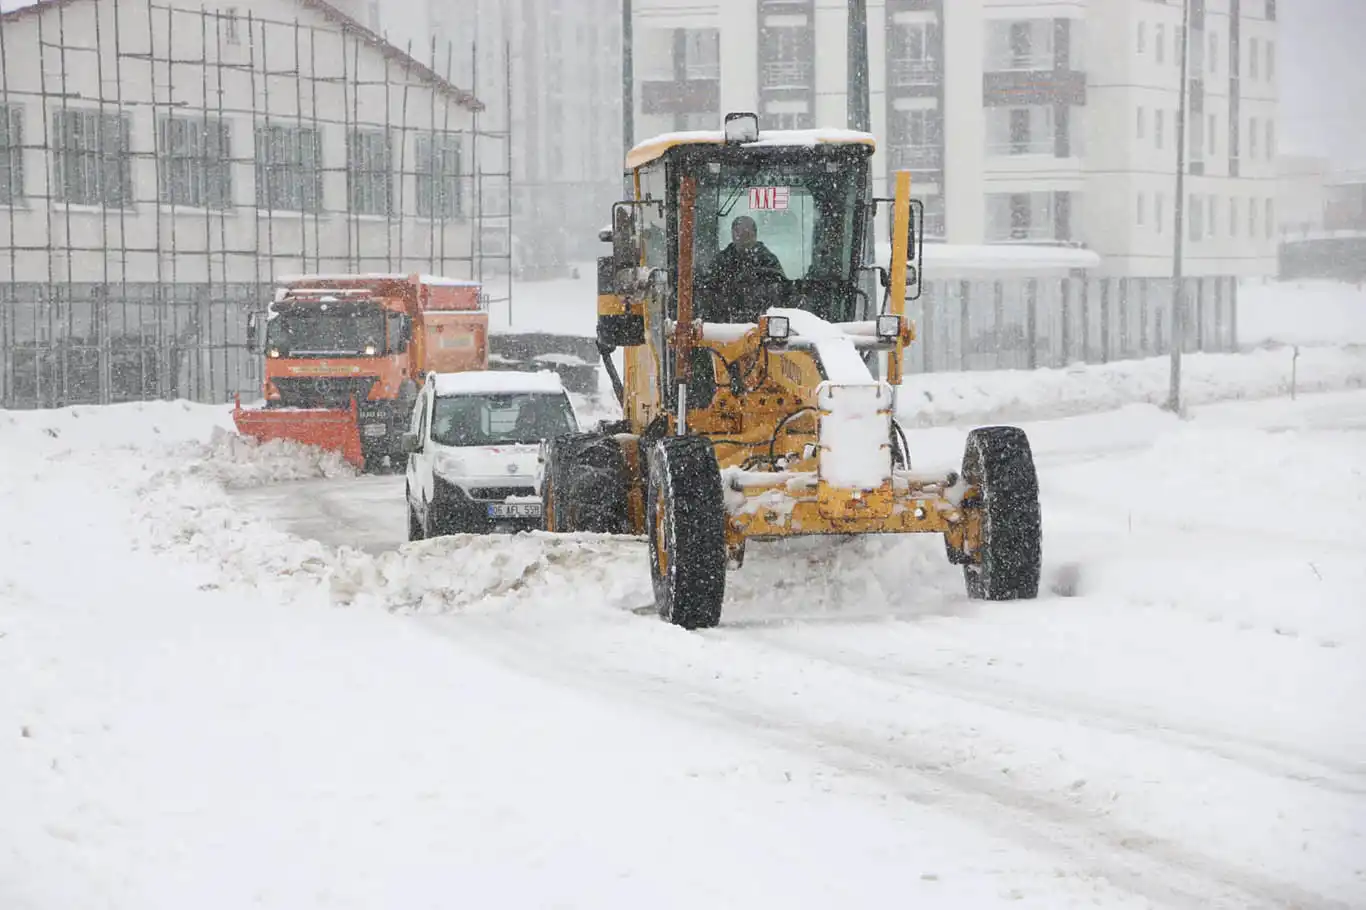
[429,369,565,397]
[626,128,877,168]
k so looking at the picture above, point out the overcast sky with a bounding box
[2,0,1361,168]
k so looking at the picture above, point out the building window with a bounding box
[255,124,322,212]
[760,26,813,90]
[1248,37,1259,78]
[762,110,813,131]
[682,28,720,80]
[51,108,132,207]
[891,108,943,169]
[1250,197,1258,236]
[158,115,231,210]
[986,191,1059,242]
[1156,24,1165,64]
[347,128,392,216]
[1265,198,1274,238]
[223,7,240,45]
[1208,113,1218,156]
[889,22,940,87]
[1230,197,1238,237]
[1156,109,1165,149]
[1137,106,1146,140]
[922,194,945,239]
[986,106,1055,156]
[416,130,462,219]
[1266,120,1275,158]
[1266,41,1275,80]
[1189,194,1202,241]
[0,104,22,205]
[1248,117,1259,158]
[986,20,1054,71]
[1137,191,1146,226]
[1155,193,1165,232]
[1137,21,1146,54]
[1208,30,1218,75]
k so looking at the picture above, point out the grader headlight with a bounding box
[876,314,902,342]
[762,314,791,343]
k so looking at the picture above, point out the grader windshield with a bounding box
[679,147,871,325]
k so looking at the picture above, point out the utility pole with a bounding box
[848,0,871,132]
[622,0,634,196]
[1166,0,1191,413]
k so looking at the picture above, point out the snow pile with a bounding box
[185,427,359,489]
[896,345,1366,427]
[1237,279,1366,348]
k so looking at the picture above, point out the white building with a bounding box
[359,0,625,275]
[0,0,484,286]
[629,0,1280,280]
[0,0,488,407]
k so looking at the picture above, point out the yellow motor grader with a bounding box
[539,112,1041,628]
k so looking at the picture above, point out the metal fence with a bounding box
[0,273,1237,409]
[902,275,1237,373]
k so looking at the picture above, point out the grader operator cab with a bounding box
[541,112,1042,629]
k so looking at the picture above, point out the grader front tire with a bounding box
[541,432,629,534]
[646,435,727,630]
[961,426,1042,601]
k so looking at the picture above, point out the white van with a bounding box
[402,370,579,538]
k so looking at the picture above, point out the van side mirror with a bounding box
[400,431,422,454]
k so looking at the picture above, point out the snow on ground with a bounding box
[4,347,1365,907]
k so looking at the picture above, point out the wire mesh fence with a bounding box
[0,0,512,408]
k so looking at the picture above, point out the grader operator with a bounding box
[540,113,1042,629]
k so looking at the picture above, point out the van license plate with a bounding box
[488,502,540,519]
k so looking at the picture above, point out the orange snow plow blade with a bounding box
[232,394,365,468]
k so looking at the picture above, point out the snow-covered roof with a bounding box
[876,241,1103,277]
[626,128,876,169]
[429,370,566,397]
[276,273,482,288]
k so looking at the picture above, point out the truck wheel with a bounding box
[542,432,628,533]
[646,435,727,630]
[960,426,1042,600]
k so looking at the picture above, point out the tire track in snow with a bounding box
[423,613,1355,910]
[743,629,1366,797]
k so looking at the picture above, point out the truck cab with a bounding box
[402,369,580,539]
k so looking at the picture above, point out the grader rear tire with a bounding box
[541,432,629,534]
[961,426,1042,601]
[646,435,727,630]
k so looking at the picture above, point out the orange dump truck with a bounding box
[234,273,488,472]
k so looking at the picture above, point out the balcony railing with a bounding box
[890,146,942,170]
[761,61,813,90]
[888,58,939,88]
[684,61,720,81]
[985,138,1057,157]
[985,52,1057,73]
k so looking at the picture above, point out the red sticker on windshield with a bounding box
[749,187,790,211]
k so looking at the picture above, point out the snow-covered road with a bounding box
[2,367,1364,908]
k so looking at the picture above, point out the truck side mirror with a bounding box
[246,312,259,350]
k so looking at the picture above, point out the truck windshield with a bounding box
[431,392,575,446]
[265,305,386,357]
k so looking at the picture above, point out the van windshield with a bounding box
[431,392,575,446]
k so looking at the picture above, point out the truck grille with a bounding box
[271,376,378,409]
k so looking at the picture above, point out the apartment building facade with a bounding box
[630,0,1280,279]
[363,0,624,274]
